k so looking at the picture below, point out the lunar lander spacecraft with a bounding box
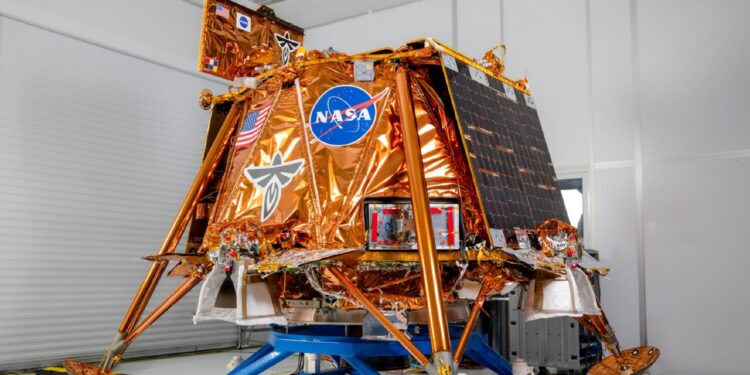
[64,1,659,374]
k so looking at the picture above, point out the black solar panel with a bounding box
[441,53,568,241]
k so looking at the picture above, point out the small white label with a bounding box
[524,94,536,109]
[469,66,489,87]
[442,54,458,72]
[354,60,375,81]
[503,83,517,102]
[515,228,531,249]
[490,228,507,248]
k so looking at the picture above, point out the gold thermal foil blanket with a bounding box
[204,62,484,251]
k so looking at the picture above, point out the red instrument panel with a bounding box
[365,200,461,251]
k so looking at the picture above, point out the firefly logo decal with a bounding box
[309,85,389,147]
[274,31,300,65]
[243,152,304,222]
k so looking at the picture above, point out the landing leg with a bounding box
[579,309,660,375]
[395,65,455,374]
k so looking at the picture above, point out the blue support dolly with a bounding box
[229,325,512,375]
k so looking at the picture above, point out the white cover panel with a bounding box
[0,17,237,370]
[523,268,600,322]
[194,264,239,324]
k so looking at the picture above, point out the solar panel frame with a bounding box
[438,52,568,246]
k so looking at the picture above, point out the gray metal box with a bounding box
[505,250,602,373]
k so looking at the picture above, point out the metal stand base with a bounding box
[229,325,512,375]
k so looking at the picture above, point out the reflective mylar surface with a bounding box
[199,0,304,80]
[203,58,486,253]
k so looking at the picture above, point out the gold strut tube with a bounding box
[574,315,599,335]
[123,274,205,345]
[119,106,239,335]
[395,66,452,357]
[581,308,660,374]
[453,276,503,363]
[584,312,623,358]
[366,273,422,292]
[119,261,167,334]
[328,267,430,366]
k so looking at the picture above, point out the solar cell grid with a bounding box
[441,54,568,241]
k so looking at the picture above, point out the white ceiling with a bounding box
[184,0,419,29]
[263,0,418,28]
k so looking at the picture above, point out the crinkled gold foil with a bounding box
[199,0,304,80]
[315,264,462,310]
[203,59,485,252]
[271,272,316,300]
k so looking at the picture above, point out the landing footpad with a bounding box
[588,346,660,375]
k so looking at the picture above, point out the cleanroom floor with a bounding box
[114,347,497,375]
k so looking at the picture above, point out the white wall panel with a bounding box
[592,167,640,349]
[589,0,636,164]
[636,2,750,374]
[0,17,236,370]
[638,0,750,161]
[456,0,501,58]
[369,0,452,50]
[305,0,452,54]
[502,0,592,169]
[587,0,643,352]
[304,13,371,53]
[643,156,750,375]
[0,0,206,74]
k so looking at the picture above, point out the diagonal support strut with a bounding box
[327,266,430,366]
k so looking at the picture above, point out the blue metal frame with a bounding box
[229,325,512,375]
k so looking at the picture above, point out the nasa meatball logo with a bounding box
[309,85,389,147]
[236,13,251,32]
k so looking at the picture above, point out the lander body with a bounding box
[64,1,659,374]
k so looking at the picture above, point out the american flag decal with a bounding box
[235,105,271,150]
[215,4,230,19]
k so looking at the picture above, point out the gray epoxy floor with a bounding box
[113,347,496,375]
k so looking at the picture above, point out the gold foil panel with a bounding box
[199,0,304,80]
[203,59,485,252]
[210,86,315,245]
[314,264,462,310]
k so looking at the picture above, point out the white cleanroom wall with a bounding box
[0,0,239,370]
